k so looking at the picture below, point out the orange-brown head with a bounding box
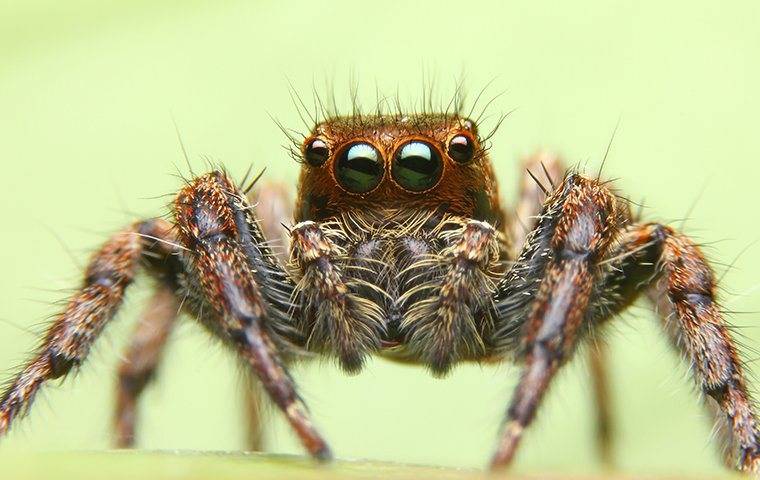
[293,113,505,227]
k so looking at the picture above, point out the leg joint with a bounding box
[47,350,78,379]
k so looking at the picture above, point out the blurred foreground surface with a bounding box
[0,451,738,480]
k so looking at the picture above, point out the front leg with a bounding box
[490,173,624,468]
[289,220,385,374]
[507,152,615,465]
[174,171,330,460]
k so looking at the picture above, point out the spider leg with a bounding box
[242,180,293,451]
[173,171,330,460]
[510,150,565,256]
[248,181,293,265]
[399,219,502,376]
[596,222,760,472]
[113,182,294,449]
[0,219,180,436]
[288,220,386,374]
[114,284,180,448]
[508,153,615,464]
[587,340,613,465]
[490,173,623,468]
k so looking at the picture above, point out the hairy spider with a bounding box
[1,108,759,473]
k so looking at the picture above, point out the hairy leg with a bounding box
[174,171,330,459]
[0,219,179,435]
[600,223,760,471]
[507,153,615,463]
[289,220,385,374]
[114,284,180,448]
[491,173,623,468]
[241,180,293,451]
[399,219,502,376]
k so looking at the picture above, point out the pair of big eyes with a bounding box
[304,136,475,194]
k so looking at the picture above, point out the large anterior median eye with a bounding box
[335,142,384,193]
[392,141,443,192]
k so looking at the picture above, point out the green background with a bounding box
[1,0,759,477]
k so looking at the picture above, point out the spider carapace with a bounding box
[1,110,759,474]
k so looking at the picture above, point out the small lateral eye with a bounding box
[392,141,443,192]
[335,142,384,193]
[304,138,330,166]
[447,134,475,164]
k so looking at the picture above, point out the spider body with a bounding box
[291,113,507,374]
[1,109,759,474]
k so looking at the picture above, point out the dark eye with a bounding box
[335,142,384,193]
[447,134,475,164]
[392,141,443,192]
[304,138,330,166]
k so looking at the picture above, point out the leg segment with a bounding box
[249,180,293,265]
[0,219,179,436]
[510,150,565,256]
[242,373,264,451]
[240,180,293,451]
[114,284,180,448]
[587,340,613,465]
[602,223,760,472]
[289,220,385,374]
[505,153,617,465]
[491,174,623,468]
[174,171,330,460]
[399,219,502,376]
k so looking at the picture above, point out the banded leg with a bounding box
[114,284,180,448]
[604,223,760,472]
[493,210,760,472]
[509,153,615,463]
[0,219,179,435]
[491,174,623,468]
[174,172,330,459]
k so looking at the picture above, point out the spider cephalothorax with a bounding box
[1,109,759,474]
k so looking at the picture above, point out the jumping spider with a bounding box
[1,108,758,474]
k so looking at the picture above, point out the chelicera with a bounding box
[1,106,758,473]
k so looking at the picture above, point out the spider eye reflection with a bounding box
[392,141,442,192]
[335,142,384,193]
[447,134,475,164]
[303,138,330,166]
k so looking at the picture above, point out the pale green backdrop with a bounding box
[1,0,759,477]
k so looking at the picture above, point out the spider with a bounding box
[1,106,759,474]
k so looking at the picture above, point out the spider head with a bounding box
[294,114,504,227]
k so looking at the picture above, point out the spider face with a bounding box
[295,114,505,227]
